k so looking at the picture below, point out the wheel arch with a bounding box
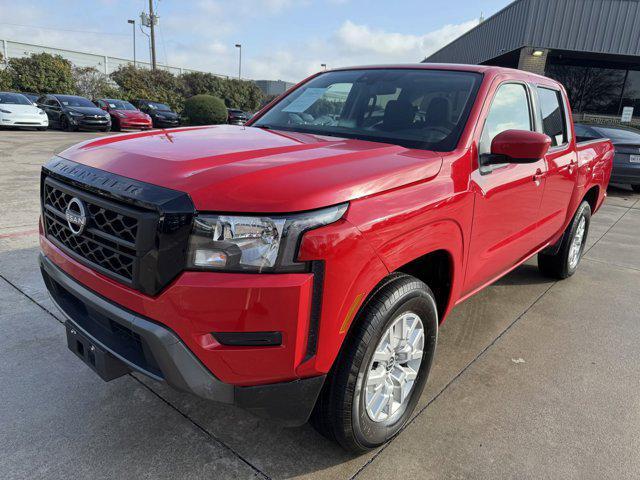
[583,185,600,214]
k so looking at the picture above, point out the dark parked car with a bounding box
[94,99,153,131]
[131,99,180,128]
[575,123,640,192]
[227,108,251,125]
[21,93,40,105]
[37,94,111,132]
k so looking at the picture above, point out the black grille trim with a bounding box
[41,157,196,295]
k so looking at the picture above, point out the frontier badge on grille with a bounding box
[65,197,88,235]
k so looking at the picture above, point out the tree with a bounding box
[111,64,183,111]
[7,53,75,94]
[180,72,263,111]
[183,94,228,125]
[73,67,121,99]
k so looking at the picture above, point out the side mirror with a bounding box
[484,130,551,165]
[101,105,109,111]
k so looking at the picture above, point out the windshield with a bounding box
[57,96,96,108]
[253,68,482,151]
[593,126,640,143]
[105,99,137,110]
[147,102,171,111]
[0,92,32,105]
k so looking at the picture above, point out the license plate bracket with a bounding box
[65,321,130,381]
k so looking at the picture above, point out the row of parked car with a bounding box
[0,91,251,132]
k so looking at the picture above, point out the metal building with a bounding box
[424,0,640,124]
[255,80,295,97]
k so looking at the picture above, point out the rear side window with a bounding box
[479,83,532,155]
[537,87,568,147]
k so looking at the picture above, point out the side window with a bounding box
[479,83,532,155]
[537,87,568,147]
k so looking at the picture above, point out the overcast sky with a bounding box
[0,0,511,81]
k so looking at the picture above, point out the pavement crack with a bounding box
[0,273,63,323]
[130,375,271,480]
[350,281,558,479]
[584,205,631,256]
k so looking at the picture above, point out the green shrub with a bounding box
[180,72,263,111]
[7,53,75,94]
[111,64,183,111]
[73,67,121,99]
[0,68,11,91]
[183,94,228,125]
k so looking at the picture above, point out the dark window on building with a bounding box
[479,83,532,155]
[545,64,625,116]
[621,70,640,119]
[537,87,567,146]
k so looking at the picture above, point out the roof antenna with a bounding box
[479,11,485,23]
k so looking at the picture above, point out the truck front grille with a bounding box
[41,157,195,295]
[42,177,146,285]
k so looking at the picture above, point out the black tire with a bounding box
[538,201,591,279]
[37,127,47,131]
[310,273,438,453]
[60,116,76,132]
[632,185,640,193]
[112,119,121,132]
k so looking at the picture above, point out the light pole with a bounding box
[321,63,327,71]
[235,44,242,80]
[127,19,136,67]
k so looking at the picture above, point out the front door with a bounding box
[464,82,547,295]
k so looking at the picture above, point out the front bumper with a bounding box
[1,115,48,127]
[70,116,110,130]
[153,117,180,128]
[40,253,325,425]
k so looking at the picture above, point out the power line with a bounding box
[0,22,129,37]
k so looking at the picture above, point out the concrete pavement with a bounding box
[1,129,639,479]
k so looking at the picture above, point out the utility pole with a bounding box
[149,0,157,69]
[235,44,242,80]
[127,19,136,67]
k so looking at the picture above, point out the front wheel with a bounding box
[310,274,438,453]
[632,185,640,193]
[538,200,591,279]
[60,116,76,132]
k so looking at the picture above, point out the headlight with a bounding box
[38,109,46,115]
[68,111,83,117]
[187,204,347,272]
[0,109,12,114]
[156,114,166,119]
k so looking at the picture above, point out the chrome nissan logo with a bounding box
[65,197,87,235]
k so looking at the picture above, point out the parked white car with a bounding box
[0,92,49,130]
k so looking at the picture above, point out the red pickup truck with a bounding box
[39,64,613,453]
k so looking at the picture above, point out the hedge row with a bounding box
[0,52,264,114]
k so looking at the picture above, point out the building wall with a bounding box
[255,80,295,96]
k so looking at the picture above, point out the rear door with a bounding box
[535,86,577,241]
[464,81,547,294]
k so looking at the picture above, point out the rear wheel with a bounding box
[632,185,640,193]
[538,201,591,279]
[310,274,438,453]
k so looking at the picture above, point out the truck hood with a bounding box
[58,125,443,212]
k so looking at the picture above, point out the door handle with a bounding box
[533,169,543,187]
[568,159,577,175]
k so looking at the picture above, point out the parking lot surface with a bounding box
[1,129,639,479]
